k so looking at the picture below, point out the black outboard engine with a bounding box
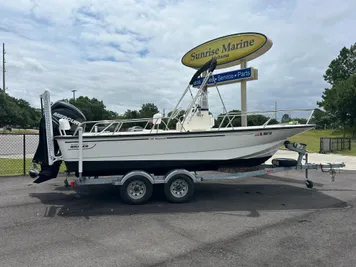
[30,101,86,184]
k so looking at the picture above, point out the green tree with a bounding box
[309,108,334,129]
[319,74,356,136]
[335,75,356,136]
[12,98,41,128]
[214,109,241,128]
[123,109,140,119]
[0,94,20,128]
[120,103,160,129]
[139,103,159,118]
[248,114,278,126]
[165,109,185,129]
[0,91,41,129]
[317,87,343,128]
[323,44,356,86]
[62,96,119,121]
[318,43,356,136]
[290,117,308,124]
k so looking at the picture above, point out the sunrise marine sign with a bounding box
[181,32,273,69]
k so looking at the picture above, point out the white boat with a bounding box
[30,58,315,183]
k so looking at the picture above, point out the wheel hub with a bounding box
[127,181,146,199]
[171,179,188,198]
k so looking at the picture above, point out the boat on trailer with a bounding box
[30,57,317,183]
[28,57,346,204]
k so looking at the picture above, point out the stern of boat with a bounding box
[30,91,86,183]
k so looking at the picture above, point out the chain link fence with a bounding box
[0,133,39,176]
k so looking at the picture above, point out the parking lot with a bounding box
[1,166,356,267]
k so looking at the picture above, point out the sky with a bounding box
[1,0,356,119]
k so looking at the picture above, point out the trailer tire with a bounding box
[272,158,298,167]
[120,175,153,205]
[164,174,194,203]
[306,180,314,189]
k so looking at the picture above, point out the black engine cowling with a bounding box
[31,101,86,183]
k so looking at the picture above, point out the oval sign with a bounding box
[181,32,273,70]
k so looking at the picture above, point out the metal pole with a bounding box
[78,127,83,180]
[72,89,77,102]
[241,60,247,127]
[2,43,5,95]
[305,153,308,180]
[201,70,208,110]
[23,134,26,175]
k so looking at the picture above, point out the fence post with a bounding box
[342,138,344,150]
[337,138,339,151]
[23,134,26,175]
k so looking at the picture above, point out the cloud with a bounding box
[1,0,356,120]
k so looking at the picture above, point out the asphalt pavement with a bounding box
[1,167,356,267]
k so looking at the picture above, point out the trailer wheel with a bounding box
[120,175,153,205]
[164,174,194,203]
[305,180,314,189]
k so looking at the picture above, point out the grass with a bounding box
[0,129,39,134]
[286,129,356,156]
[0,158,67,177]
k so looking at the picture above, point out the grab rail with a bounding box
[216,108,315,129]
[69,108,316,136]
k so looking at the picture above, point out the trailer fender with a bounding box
[121,171,155,185]
[165,169,197,183]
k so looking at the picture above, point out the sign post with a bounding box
[240,60,247,127]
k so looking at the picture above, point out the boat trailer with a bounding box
[64,134,346,205]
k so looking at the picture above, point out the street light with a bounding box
[71,89,77,102]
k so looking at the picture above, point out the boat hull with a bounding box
[55,125,314,177]
[64,156,272,176]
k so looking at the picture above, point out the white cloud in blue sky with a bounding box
[1,0,356,117]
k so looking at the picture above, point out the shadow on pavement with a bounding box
[29,180,351,219]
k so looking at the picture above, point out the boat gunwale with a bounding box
[54,124,315,140]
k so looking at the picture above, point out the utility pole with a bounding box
[274,101,277,120]
[2,43,5,95]
[71,89,77,102]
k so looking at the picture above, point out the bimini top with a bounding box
[189,57,217,85]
